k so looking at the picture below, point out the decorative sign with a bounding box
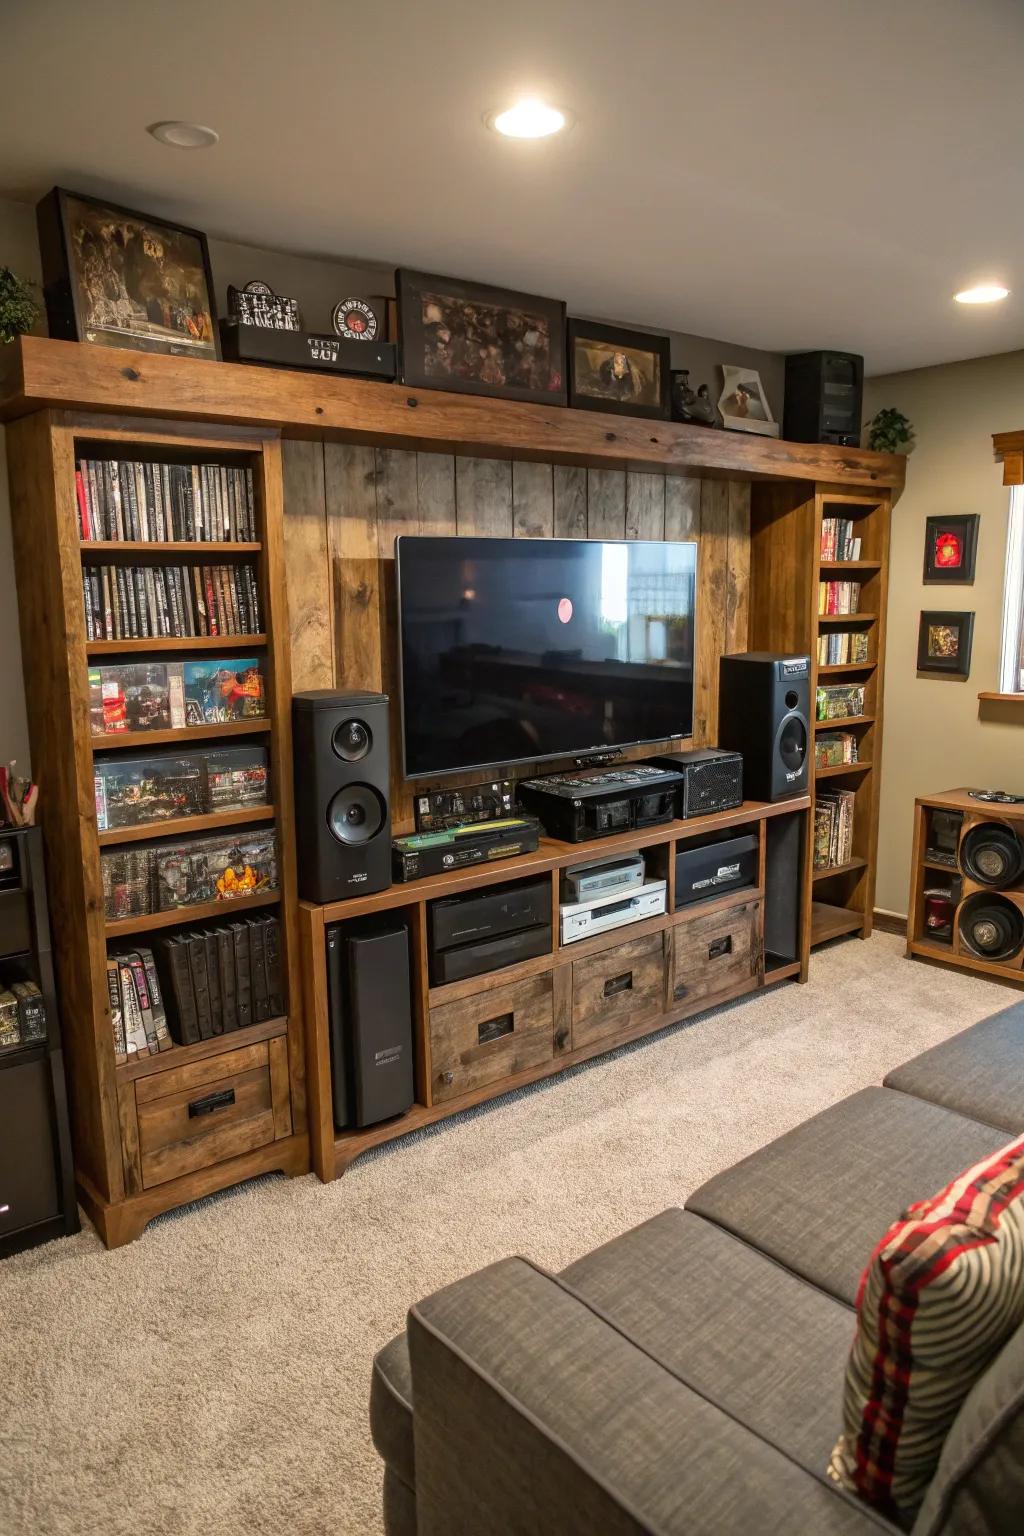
[332,297,378,341]
[228,280,301,331]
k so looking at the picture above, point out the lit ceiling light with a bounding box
[954,283,1009,305]
[488,100,571,138]
[147,121,219,149]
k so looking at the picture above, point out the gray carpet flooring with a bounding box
[1,933,1013,1535]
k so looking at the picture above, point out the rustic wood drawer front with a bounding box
[135,1041,279,1189]
[671,900,762,1011]
[429,973,554,1104]
[571,932,666,1050]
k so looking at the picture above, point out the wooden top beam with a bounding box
[993,429,1024,485]
[0,336,904,489]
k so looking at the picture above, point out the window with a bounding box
[999,484,1024,693]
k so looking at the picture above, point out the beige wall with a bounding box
[865,352,1024,916]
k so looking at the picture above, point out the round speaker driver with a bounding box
[332,718,372,762]
[779,716,807,772]
[327,783,387,845]
[958,892,1024,962]
[961,823,1024,888]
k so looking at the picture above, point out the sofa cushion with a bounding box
[370,1332,415,1490]
[885,1003,1024,1135]
[829,1134,1024,1527]
[561,1207,856,1472]
[686,1088,1007,1306]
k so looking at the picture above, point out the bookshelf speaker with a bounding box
[718,653,810,802]
[292,691,392,903]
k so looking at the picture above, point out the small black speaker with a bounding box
[293,690,392,903]
[783,351,864,447]
[764,811,804,962]
[960,823,1024,889]
[718,653,810,803]
[958,893,1024,963]
[326,916,415,1129]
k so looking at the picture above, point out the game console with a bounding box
[559,879,667,945]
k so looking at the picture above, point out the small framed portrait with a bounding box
[396,268,566,405]
[37,187,219,359]
[917,611,975,677]
[718,364,779,437]
[923,514,979,583]
[566,319,671,419]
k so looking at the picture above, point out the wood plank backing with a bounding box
[281,438,332,690]
[587,468,626,538]
[626,472,666,541]
[512,461,554,538]
[726,480,751,655]
[693,478,730,744]
[455,456,513,536]
[553,465,587,537]
[325,442,382,694]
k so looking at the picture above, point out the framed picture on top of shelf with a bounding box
[923,514,979,583]
[917,610,975,677]
[566,319,671,420]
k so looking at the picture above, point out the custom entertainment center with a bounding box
[1,336,903,1240]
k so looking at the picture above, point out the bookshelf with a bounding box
[749,482,892,948]
[5,413,306,1247]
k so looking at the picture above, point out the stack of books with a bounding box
[82,561,261,641]
[815,732,860,770]
[105,949,174,1060]
[819,517,862,561]
[76,458,257,543]
[814,788,856,871]
[100,827,278,920]
[818,580,862,615]
[815,684,866,722]
[817,631,870,665]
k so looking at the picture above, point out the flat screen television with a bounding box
[396,535,698,778]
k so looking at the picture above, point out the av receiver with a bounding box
[517,764,686,844]
[428,876,551,985]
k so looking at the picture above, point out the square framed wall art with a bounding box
[923,514,979,583]
[917,610,975,677]
[566,319,671,419]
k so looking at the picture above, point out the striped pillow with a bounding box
[828,1134,1024,1525]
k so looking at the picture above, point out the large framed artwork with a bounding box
[566,319,671,420]
[917,610,975,677]
[395,268,566,405]
[923,514,979,583]
[36,187,219,359]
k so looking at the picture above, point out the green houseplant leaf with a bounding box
[0,267,40,345]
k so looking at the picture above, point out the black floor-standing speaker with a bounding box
[326,916,415,1129]
[293,690,392,902]
[718,653,811,802]
[764,813,804,962]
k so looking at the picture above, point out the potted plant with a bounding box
[0,267,40,345]
[866,407,914,455]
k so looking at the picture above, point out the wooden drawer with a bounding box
[429,972,553,1104]
[571,931,666,1050]
[671,899,762,1012]
[133,1038,290,1190]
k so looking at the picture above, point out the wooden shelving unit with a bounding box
[5,412,306,1247]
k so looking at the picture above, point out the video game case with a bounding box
[139,948,173,1052]
[0,990,19,1049]
[11,981,48,1044]
[118,957,150,1056]
[107,957,127,1062]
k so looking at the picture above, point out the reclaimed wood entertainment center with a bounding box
[1,336,903,1240]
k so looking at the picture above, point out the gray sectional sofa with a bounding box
[371,1001,1024,1534]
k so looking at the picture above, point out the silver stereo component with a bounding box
[560,850,645,905]
[559,879,667,946]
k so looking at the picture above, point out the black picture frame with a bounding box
[395,267,566,405]
[567,318,671,420]
[36,186,220,360]
[923,514,979,583]
[917,610,975,677]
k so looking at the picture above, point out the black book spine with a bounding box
[233,924,253,1030]
[264,917,284,1017]
[204,931,223,1034]
[188,934,213,1040]
[249,916,270,1022]
[216,929,237,1032]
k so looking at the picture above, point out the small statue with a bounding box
[671,369,718,427]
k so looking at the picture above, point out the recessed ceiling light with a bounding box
[147,121,219,149]
[954,283,1009,305]
[488,100,571,138]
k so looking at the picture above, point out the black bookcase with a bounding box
[0,826,78,1256]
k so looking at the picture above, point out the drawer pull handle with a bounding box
[708,936,733,961]
[188,1088,235,1119]
[604,971,634,999]
[673,981,689,1000]
[478,1011,513,1046]
[440,1070,455,1086]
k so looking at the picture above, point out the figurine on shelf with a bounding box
[670,369,718,427]
[0,762,38,827]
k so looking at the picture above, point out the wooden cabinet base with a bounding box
[76,1134,309,1248]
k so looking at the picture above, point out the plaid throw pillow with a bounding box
[828,1134,1024,1525]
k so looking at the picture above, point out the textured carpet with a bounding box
[0,933,1014,1535]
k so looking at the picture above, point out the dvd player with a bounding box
[560,850,645,904]
[560,878,667,945]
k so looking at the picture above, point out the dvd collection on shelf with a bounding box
[815,732,860,769]
[107,914,283,1060]
[817,631,870,665]
[814,788,856,871]
[100,827,278,920]
[819,517,863,561]
[815,683,866,722]
[89,658,266,735]
[0,975,48,1051]
[94,745,269,831]
[818,579,862,615]
[82,560,261,641]
[76,458,257,543]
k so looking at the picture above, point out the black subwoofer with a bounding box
[293,690,392,903]
[718,653,811,802]
[960,823,1024,889]
[958,893,1024,963]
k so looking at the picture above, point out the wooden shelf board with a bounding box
[97,804,275,847]
[0,336,906,489]
[908,939,1024,987]
[810,900,865,946]
[819,561,882,573]
[978,692,1024,704]
[116,1014,287,1083]
[817,662,876,676]
[764,958,802,984]
[87,634,266,655]
[812,856,868,882]
[921,857,959,873]
[105,889,280,937]
[814,714,874,731]
[82,541,261,556]
[815,761,871,779]
[92,719,270,751]
[818,613,877,625]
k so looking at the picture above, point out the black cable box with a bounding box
[516,764,685,843]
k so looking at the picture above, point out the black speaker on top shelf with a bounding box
[783,351,864,447]
[718,653,810,803]
[293,690,392,903]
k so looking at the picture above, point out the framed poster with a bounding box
[917,611,975,677]
[923,514,979,583]
[566,318,671,419]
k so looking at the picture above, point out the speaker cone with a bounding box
[779,715,808,773]
[327,784,387,846]
[958,892,1024,962]
[332,718,372,763]
[960,823,1024,888]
